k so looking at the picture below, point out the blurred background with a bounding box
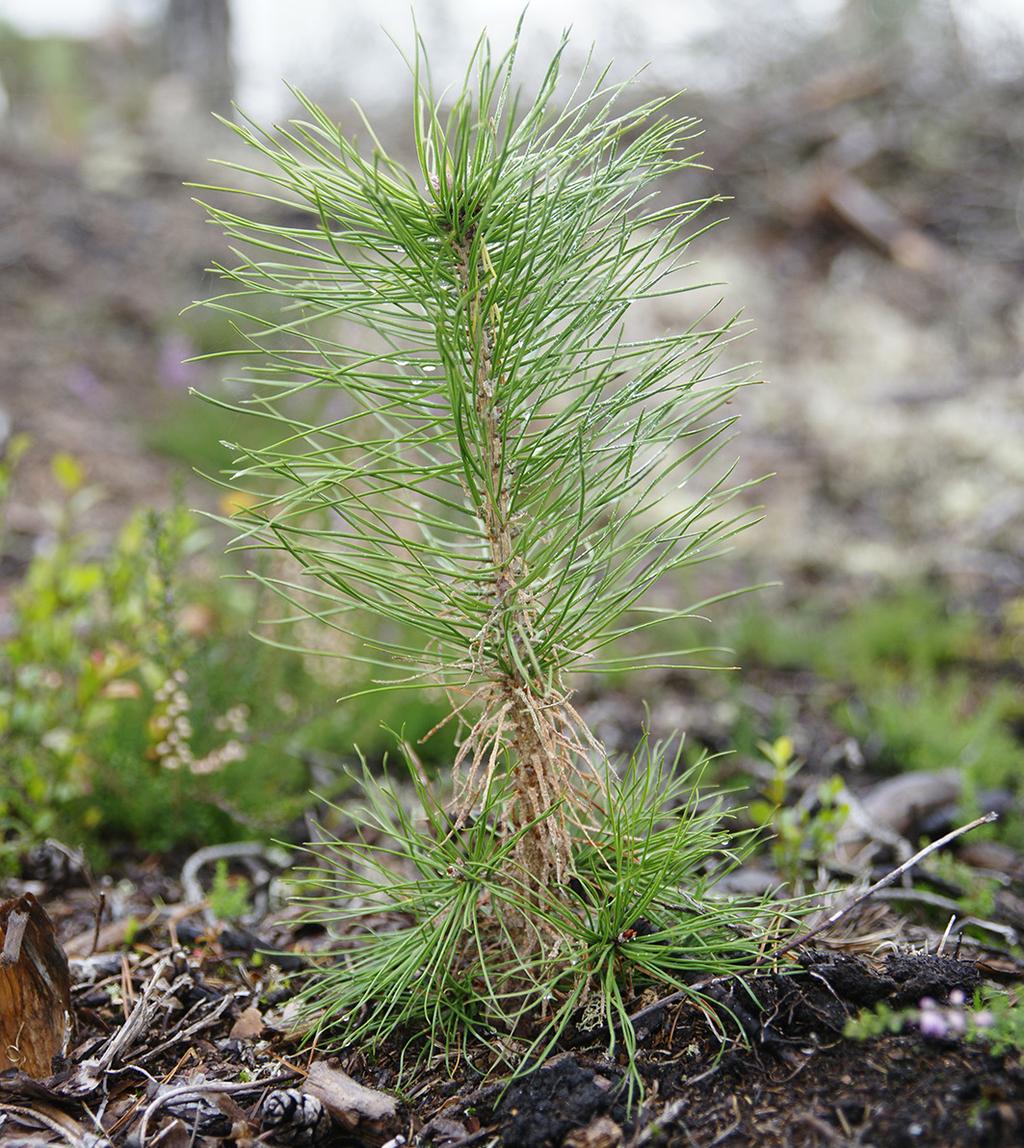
[0,0,1021,866]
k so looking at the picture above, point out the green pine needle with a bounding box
[193,19,793,1096]
[192,24,758,693]
[290,742,797,1097]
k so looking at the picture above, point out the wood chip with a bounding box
[815,168,949,274]
[565,1116,624,1148]
[0,894,71,1078]
[64,908,160,957]
[229,1005,265,1040]
[303,1060,398,1131]
[859,769,962,835]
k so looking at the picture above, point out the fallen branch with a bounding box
[180,841,290,925]
[0,1103,83,1147]
[136,992,236,1066]
[628,811,998,1029]
[873,888,1018,946]
[769,811,999,961]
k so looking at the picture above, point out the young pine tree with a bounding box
[194,25,782,1077]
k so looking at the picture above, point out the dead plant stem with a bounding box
[627,810,998,1029]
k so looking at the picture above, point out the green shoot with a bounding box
[193,19,784,1088]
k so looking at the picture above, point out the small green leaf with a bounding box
[52,452,84,493]
[749,799,776,826]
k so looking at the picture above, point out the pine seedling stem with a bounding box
[451,225,582,891]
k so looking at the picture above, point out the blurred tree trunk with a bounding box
[160,0,233,112]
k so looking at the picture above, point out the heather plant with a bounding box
[845,987,1024,1057]
[194,24,793,1085]
[0,448,410,862]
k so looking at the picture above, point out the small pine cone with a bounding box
[261,1088,332,1146]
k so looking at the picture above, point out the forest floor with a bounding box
[2,26,1024,1147]
[3,844,1023,1147]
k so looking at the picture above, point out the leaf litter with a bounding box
[2,811,1023,1148]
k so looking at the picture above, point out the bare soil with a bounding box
[2,852,1023,1147]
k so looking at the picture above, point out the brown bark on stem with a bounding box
[452,231,575,892]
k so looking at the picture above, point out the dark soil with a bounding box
[440,953,1020,1148]
[479,1037,1023,1148]
[3,859,1022,1148]
[642,1031,1022,1148]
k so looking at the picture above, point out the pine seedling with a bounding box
[192,22,786,1083]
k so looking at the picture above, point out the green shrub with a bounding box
[725,588,1022,828]
[0,448,452,864]
[728,585,979,680]
[840,671,1020,787]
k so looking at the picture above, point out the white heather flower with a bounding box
[226,704,250,732]
[189,738,244,776]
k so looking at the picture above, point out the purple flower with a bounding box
[918,1000,949,1038]
[65,365,110,406]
